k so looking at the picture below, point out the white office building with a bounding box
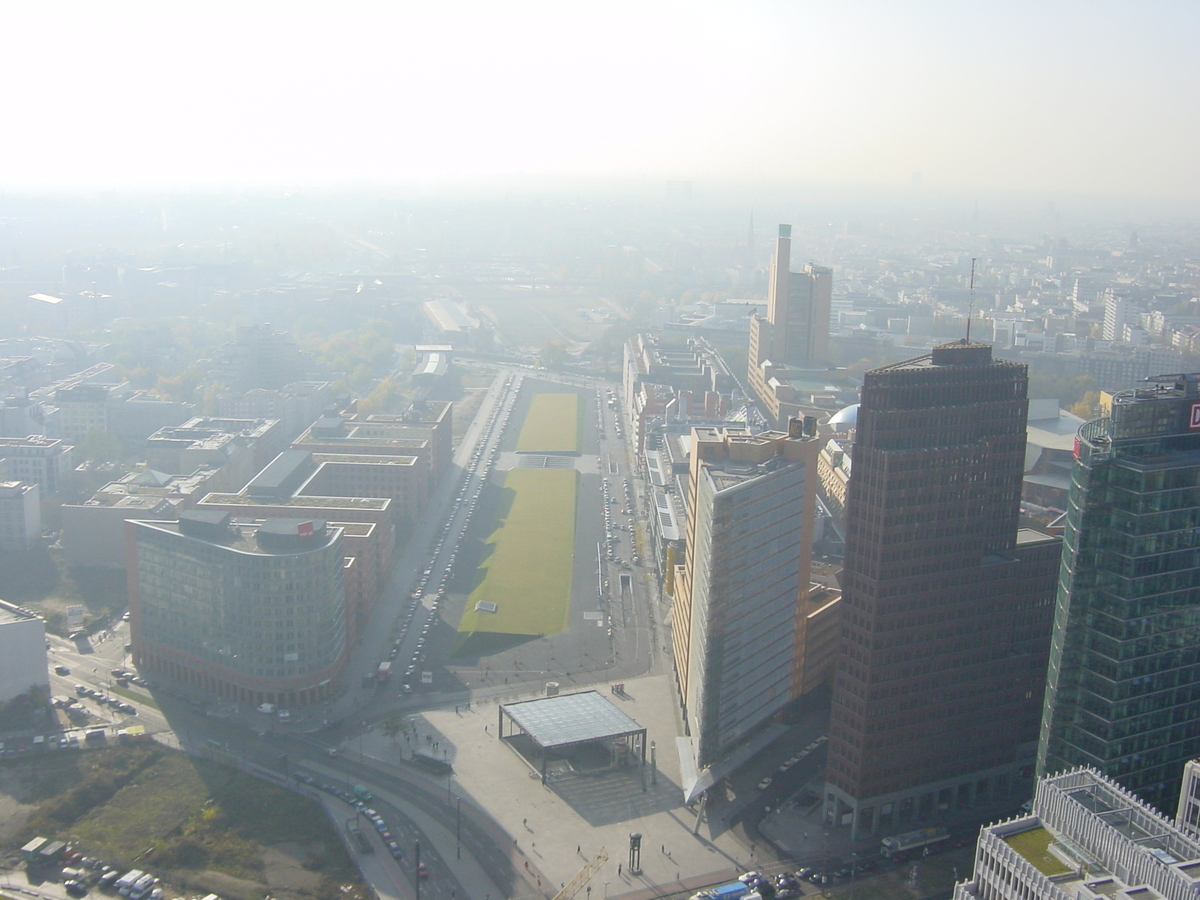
[0,600,48,704]
[955,768,1200,900]
[0,481,40,552]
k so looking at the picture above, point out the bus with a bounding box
[881,826,949,859]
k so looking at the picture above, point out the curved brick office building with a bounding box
[127,509,347,707]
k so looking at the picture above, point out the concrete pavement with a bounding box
[356,670,764,900]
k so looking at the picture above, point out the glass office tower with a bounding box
[1039,373,1200,809]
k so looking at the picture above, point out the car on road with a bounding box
[417,862,428,879]
[757,776,772,790]
[55,664,70,675]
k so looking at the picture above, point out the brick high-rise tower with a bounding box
[825,342,1060,836]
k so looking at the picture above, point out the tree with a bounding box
[539,340,568,370]
[358,377,405,416]
[1071,391,1101,420]
[200,381,227,416]
[380,710,404,758]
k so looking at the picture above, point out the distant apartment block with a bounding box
[816,438,851,522]
[1101,287,1129,342]
[1078,344,1190,391]
[145,416,285,493]
[209,324,311,391]
[355,399,453,480]
[108,391,193,453]
[214,380,336,442]
[0,391,57,438]
[32,363,192,451]
[292,413,446,510]
[128,511,347,707]
[0,482,40,552]
[0,599,48,704]
[623,333,736,396]
[53,381,116,443]
[60,467,223,569]
[0,436,74,495]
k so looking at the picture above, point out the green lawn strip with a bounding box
[459,468,576,637]
[516,392,580,453]
[1003,826,1069,876]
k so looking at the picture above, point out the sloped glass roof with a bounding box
[501,690,644,749]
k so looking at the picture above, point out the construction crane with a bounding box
[552,849,609,900]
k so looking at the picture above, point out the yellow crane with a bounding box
[552,849,609,900]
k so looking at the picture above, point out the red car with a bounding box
[417,863,428,879]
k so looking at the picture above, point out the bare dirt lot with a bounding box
[0,746,366,900]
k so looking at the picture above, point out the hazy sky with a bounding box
[4,1,1197,200]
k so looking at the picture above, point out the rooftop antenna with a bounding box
[965,257,977,343]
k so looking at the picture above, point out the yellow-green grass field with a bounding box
[458,468,577,641]
[516,392,581,454]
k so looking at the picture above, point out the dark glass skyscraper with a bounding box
[826,342,1060,836]
[1038,374,1200,809]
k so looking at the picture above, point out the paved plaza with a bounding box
[357,671,768,899]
